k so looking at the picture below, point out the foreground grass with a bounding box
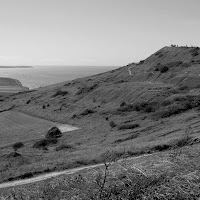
[1,144,200,199]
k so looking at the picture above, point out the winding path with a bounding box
[128,66,132,75]
[0,154,156,189]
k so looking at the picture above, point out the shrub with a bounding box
[109,121,116,128]
[33,138,57,149]
[80,109,95,116]
[52,90,68,97]
[118,101,157,113]
[139,60,145,64]
[178,85,189,91]
[120,102,127,107]
[151,144,171,152]
[160,66,169,73]
[190,48,199,57]
[13,142,24,152]
[76,84,98,95]
[155,65,169,73]
[154,61,183,73]
[42,105,46,109]
[26,99,31,104]
[117,104,135,112]
[45,127,62,139]
[118,123,140,130]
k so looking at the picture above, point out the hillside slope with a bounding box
[0,46,200,182]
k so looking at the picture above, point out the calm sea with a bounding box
[0,66,117,89]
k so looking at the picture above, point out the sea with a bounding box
[0,66,117,89]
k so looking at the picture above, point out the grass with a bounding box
[0,111,57,146]
[1,46,200,196]
[2,143,200,199]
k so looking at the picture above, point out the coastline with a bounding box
[0,77,29,94]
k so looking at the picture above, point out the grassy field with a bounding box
[0,111,61,146]
[0,46,200,198]
[1,144,200,199]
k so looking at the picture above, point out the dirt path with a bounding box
[57,124,79,133]
[0,154,156,189]
[128,66,132,75]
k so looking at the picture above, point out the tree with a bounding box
[13,142,24,152]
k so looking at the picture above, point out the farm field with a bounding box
[0,111,78,147]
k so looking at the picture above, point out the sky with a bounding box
[0,0,199,66]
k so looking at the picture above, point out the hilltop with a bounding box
[0,46,200,187]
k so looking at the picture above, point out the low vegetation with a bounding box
[154,61,183,73]
[76,84,98,95]
[33,138,58,149]
[118,94,200,119]
[190,47,199,57]
[2,139,200,199]
[118,123,140,130]
[13,142,24,152]
[52,90,68,97]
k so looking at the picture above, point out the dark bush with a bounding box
[190,48,199,57]
[72,114,77,119]
[118,123,140,130]
[160,66,169,73]
[118,104,135,112]
[20,172,33,179]
[42,105,46,109]
[13,142,24,152]
[154,61,183,73]
[52,90,68,97]
[55,144,74,151]
[26,99,31,104]
[151,144,171,152]
[172,136,193,148]
[178,85,189,91]
[118,101,157,113]
[76,84,98,95]
[33,138,57,149]
[109,121,116,128]
[120,102,127,107]
[154,65,169,73]
[45,127,62,139]
[80,109,95,116]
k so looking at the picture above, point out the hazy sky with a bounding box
[0,0,199,66]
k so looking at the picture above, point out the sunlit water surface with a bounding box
[0,66,116,89]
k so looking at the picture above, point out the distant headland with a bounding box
[0,66,33,68]
[0,77,29,94]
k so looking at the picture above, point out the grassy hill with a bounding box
[1,46,200,193]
